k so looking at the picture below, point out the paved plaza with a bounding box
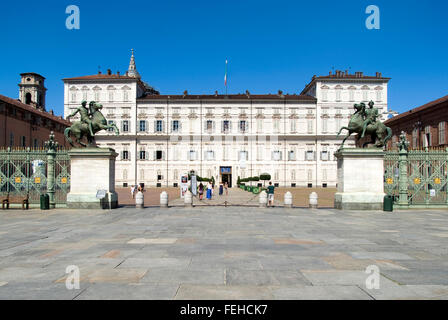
[0,202,448,299]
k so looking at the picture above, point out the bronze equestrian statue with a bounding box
[337,101,392,149]
[65,101,119,147]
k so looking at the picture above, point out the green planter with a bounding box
[252,187,260,194]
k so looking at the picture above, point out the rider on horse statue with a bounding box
[65,100,119,147]
[66,100,95,137]
[337,100,392,149]
[361,101,379,139]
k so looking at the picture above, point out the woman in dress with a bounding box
[198,183,204,200]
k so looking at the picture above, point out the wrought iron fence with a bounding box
[0,146,71,205]
[384,147,448,207]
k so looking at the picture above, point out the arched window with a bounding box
[375,86,383,102]
[335,85,343,102]
[25,92,32,104]
[348,86,356,102]
[122,85,131,102]
[307,169,313,182]
[361,85,370,102]
[321,85,329,102]
[93,86,101,101]
[70,86,78,103]
[81,86,89,101]
[107,85,116,102]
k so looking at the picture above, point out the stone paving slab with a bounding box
[270,285,372,300]
[0,206,448,299]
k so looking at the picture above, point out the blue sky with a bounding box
[0,0,447,117]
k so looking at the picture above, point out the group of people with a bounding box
[128,180,276,206]
[197,181,228,200]
[130,184,144,199]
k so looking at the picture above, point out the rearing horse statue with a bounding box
[337,102,392,149]
[64,101,119,147]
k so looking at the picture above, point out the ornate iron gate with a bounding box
[0,143,70,206]
[384,133,448,208]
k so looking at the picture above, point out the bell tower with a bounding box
[127,49,141,79]
[19,73,47,110]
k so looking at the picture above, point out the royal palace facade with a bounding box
[63,51,390,188]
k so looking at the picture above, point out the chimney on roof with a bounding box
[214,90,218,97]
[183,90,188,98]
[345,70,348,76]
[278,90,283,97]
[359,72,363,77]
[117,71,120,76]
[107,69,112,75]
[245,90,250,98]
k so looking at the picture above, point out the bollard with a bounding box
[259,191,267,208]
[309,192,318,209]
[284,191,293,208]
[135,191,144,209]
[160,191,168,208]
[184,191,193,207]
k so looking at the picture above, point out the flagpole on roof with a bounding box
[224,58,228,96]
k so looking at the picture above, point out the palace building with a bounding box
[63,51,391,188]
[384,94,448,150]
[1,73,70,148]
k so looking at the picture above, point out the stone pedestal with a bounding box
[334,148,385,210]
[67,148,118,209]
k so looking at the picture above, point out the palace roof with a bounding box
[0,94,70,126]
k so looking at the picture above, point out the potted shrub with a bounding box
[260,173,271,187]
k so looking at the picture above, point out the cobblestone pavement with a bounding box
[0,205,448,299]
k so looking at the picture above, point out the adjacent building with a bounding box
[384,95,448,150]
[0,73,70,148]
[64,51,391,188]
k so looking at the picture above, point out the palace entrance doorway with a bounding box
[220,166,232,188]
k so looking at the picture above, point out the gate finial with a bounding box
[397,131,409,152]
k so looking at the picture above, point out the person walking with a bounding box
[267,181,275,207]
[224,182,228,196]
[198,183,204,200]
[206,182,212,200]
[131,185,135,199]
[219,182,224,196]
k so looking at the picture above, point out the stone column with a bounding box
[135,191,144,208]
[284,191,292,208]
[309,192,318,209]
[259,191,267,208]
[397,147,409,207]
[184,191,193,207]
[47,149,56,208]
[334,148,385,210]
[44,131,58,209]
[160,191,168,208]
